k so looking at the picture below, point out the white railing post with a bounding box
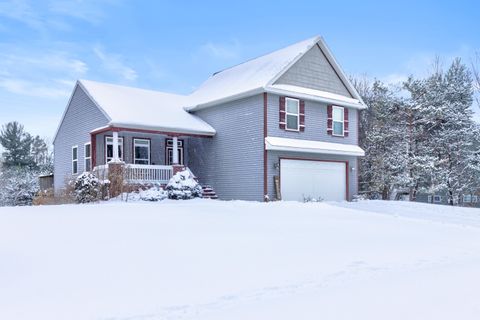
[112,131,119,162]
[172,136,179,165]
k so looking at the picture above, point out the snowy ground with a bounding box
[1,200,480,320]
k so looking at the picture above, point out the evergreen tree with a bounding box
[0,122,34,168]
[357,80,410,199]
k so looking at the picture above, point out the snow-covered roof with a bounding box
[187,36,366,110]
[266,84,366,109]
[265,136,365,157]
[78,80,216,136]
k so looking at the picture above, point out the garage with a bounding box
[280,159,347,202]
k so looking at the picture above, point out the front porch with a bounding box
[89,126,206,185]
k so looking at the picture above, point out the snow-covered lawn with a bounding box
[1,200,480,320]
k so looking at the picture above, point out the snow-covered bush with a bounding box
[74,172,101,203]
[303,195,323,203]
[139,185,167,201]
[0,167,39,206]
[165,170,203,200]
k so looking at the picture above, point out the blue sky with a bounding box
[0,0,479,140]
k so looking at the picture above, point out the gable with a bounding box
[274,44,353,98]
[53,84,110,144]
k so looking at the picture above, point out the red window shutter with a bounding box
[279,96,286,130]
[327,105,333,135]
[299,100,305,132]
[344,108,349,137]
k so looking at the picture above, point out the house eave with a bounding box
[265,137,365,157]
[264,86,367,110]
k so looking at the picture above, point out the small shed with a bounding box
[39,174,54,191]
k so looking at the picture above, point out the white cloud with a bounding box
[0,48,89,98]
[48,0,122,24]
[93,46,138,81]
[199,39,242,60]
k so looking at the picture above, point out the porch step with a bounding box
[202,185,218,200]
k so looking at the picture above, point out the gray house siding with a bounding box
[189,95,264,201]
[275,45,353,98]
[265,93,359,200]
[266,93,358,145]
[94,132,189,166]
[266,151,358,201]
[53,85,109,193]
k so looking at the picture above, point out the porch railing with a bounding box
[93,164,174,184]
[125,164,173,184]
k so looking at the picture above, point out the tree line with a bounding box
[355,58,480,204]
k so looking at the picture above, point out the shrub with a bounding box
[0,167,39,206]
[165,170,203,200]
[139,185,167,201]
[74,172,101,203]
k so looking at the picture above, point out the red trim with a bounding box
[263,92,268,200]
[91,126,213,138]
[278,157,349,201]
[90,133,97,168]
[357,109,360,194]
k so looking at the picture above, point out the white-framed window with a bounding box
[433,195,442,203]
[427,195,433,203]
[134,139,150,165]
[105,136,124,163]
[463,194,473,203]
[285,97,300,131]
[72,145,78,174]
[332,106,344,136]
[84,142,91,172]
[166,139,184,165]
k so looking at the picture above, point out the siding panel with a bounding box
[53,85,109,193]
[189,95,264,201]
[275,45,353,97]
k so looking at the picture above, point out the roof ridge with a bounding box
[211,35,321,77]
[79,79,187,98]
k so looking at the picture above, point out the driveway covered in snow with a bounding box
[1,200,480,320]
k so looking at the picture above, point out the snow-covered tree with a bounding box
[405,59,480,204]
[356,80,410,199]
[0,121,34,168]
[74,172,102,203]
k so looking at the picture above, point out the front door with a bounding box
[165,139,184,165]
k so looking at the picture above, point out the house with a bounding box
[53,36,367,202]
[416,191,480,208]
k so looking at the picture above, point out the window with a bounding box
[473,195,478,203]
[84,143,91,172]
[134,139,150,165]
[433,195,442,203]
[72,146,78,174]
[166,139,184,165]
[427,195,433,203]
[463,194,472,203]
[105,137,123,163]
[332,106,344,136]
[285,98,299,131]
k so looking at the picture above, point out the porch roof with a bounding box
[80,80,216,136]
[265,136,365,157]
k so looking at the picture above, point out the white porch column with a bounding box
[172,136,179,165]
[112,131,119,162]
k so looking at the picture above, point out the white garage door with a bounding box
[280,159,346,202]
